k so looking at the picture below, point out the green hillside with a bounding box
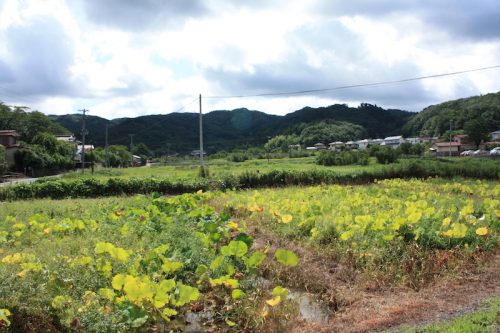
[403,92,500,136]
[50,104,412,155]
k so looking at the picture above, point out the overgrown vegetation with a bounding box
[216,178,499,288]
[1,158,498,201]
[316,150,369,166]
[0,193,300,331]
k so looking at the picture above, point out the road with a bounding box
[0,174,61,187]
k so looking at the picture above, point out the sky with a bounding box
[0,0,500,119]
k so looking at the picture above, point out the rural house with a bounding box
[0,130,21,168]
[328,141,344,151]
[383,136,405,148]
[431,141,461,156]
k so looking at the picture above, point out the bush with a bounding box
[374,146,400,164]
[0,145,7,175]
[316,150,369,166]
[227,153,249,163]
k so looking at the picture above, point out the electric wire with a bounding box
[204,65,500,99]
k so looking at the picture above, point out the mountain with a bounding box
[50,104,412,154]
[403,92,500,136]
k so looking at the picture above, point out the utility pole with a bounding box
[79,109,89,173]
[129,134,135,166]
[449,120,452,157]
[105,123,109,168]
[199,94,205,176]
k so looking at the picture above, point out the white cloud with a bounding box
[0,0,499,119]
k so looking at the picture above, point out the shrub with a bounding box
[374,146,400,164]
[316,150,369,166]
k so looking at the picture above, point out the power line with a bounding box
[172,97,199,113]
[204,65,500,99]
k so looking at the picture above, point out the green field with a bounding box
[60,156,381,181]
[1,175,498,332]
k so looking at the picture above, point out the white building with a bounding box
[328,141,344,151]
[490,130,500,140]
[383,136,405,148]
[369,139,384,146]
[356,139,370,150]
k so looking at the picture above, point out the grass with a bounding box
[59,156,383,181]
[394,297,500,333]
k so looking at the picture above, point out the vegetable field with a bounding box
[0,178,499,332]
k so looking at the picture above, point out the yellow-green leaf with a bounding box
[275,249,298,267]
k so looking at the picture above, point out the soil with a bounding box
[249,224,500,333]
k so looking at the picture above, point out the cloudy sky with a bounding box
[0,0,500,119]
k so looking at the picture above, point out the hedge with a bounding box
[0,159,498,201]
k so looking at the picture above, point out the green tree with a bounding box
[264,134,300,153]
[0,144,7,175]
[464,119,490,149]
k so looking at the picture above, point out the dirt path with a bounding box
[248,225,500,333]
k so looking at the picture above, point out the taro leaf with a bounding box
[246,251,266,268]
[235,233,254,248]
[221,240,248,257]
[275,249,298,267]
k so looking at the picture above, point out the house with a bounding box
[0,130,21,168]
[383,136,405,148]
[452,134,475,150]
[56,135,77,143]
[328,141,344,151]
[419,136,439,144]
[288,144,301,150]
[490,130,500,140]
[405,137,421,145]
[369,139,384,146]
[75,145,95,163]
[314,143,327,150]
[132,155,142,166]
[345,141,359,149]
[431,142,461,156]
[305,146,317,151]
[356,139,370,150]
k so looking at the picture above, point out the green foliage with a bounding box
[373,146,400,164]
[264,134,301,153]
[403,92,500,137]
[0,158,498,200]
[297,120,367,146]
[316,150,369,166]
[0,103,69,142]
[0,145,7,175]
[14,133,74,175]
[107,145,132,168]
[274,249,299,267]
[464,118,490,149]
[51,104,412,155]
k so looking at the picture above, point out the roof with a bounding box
[0,130,21,137]
[384,136,403,140]
[433,142,461,147]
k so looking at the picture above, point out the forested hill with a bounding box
[403,92,500,136]
[50,104,412,154]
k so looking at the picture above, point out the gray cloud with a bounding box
[204,20,439,111]
[0,18,77,101]
[312,0,500,40]
[80,0,210,31]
